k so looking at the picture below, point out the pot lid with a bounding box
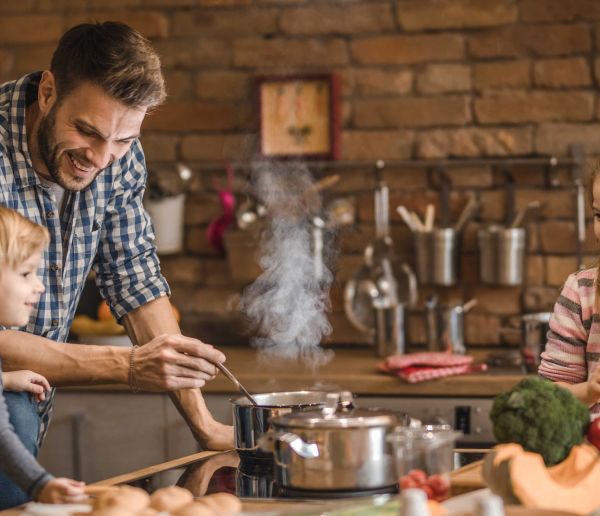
[271,406,399,429]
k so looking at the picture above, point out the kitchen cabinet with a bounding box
[38,390,200,483]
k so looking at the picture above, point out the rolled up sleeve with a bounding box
[93,140,170,321]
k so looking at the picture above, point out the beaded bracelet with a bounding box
[129,345,140,393]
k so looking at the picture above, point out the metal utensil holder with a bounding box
[415,228,459,286]
[478,226,526,286]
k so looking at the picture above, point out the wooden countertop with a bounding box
[60,347,528,397]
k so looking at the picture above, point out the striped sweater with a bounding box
[538,267,600,416]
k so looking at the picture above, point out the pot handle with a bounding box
[279,432,320,459]
[258,431,319,459]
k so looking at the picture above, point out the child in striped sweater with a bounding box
[539,166,600,416]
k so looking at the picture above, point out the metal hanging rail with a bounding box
[182,155,575,173]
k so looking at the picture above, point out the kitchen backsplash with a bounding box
[2,0,600,352]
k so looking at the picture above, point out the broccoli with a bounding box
[490,376,589,466]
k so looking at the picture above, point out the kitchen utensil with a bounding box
[344,181,418,356]
[415,228,459,286]
[510,201,541,228]
[520,312,552,373]
[231,390,338,462]
[236,196,267,230]
[389,425,463,501]
[397,205,417,232]
[426,301,471,355]
[425,204,435,232]
[217,362,258,406]
[454,196,479,233]
[261,392,404,491]
[478,226,526,286]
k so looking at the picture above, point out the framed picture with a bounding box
[257,74,340,160]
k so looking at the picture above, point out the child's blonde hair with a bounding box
[0,207,49,271]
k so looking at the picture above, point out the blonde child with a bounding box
[540,164,600,415]
[0,206,85,503]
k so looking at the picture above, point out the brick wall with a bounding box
[2,0,600,353]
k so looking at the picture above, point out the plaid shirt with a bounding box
[0,72,170,441]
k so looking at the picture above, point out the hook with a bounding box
[429,166,451,227]
[500,165,516,227]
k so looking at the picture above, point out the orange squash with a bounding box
[484,443,600,515]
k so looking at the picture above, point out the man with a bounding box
[0,22,234,507]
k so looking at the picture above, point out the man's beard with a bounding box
[37,106,102,192]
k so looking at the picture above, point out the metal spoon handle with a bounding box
[216,362,258,406]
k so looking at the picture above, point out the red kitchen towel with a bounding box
[382,352,473,370]
[377,352,487,383]
[392,363,488,383]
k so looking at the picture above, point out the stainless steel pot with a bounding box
[232,390,339,462]
[260,392,406,491]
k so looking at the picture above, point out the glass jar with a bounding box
[388,425,462,502]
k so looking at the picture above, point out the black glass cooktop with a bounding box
[125,451,398,500]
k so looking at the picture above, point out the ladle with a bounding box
[216,362,258,406]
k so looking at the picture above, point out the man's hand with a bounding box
[2,370,50,402]
[36,478,86,503]
[194,419,234,451]
[132,334,226,391]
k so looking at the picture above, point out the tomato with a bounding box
[587,417,600,450]
[399,475,419,490]
[427,474,451,500]
[408,469,427,485]
[420,484,434,500]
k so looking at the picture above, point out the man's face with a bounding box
[0,249,44,327]
[36,80,146,192]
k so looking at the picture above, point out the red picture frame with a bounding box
[257,74,340,160]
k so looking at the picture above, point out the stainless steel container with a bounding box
[426,303,466,355]
[478,227,526,286]
[415,228,459,286]
[261,393,403,491]
[520,312,551,373]
[232,390,334,462]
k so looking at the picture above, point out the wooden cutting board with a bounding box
[450,459,485,496]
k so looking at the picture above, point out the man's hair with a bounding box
[50,21,166,110]
[0,207,49,271]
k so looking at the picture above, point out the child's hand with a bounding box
[36,478,86,504]
[587,367,600,404]
[2,370,50,402]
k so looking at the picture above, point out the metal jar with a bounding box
[425,303,466,355]
[261,393,404,491]
[232,390,335,462]
[415,228,459,286]
[478,226,526,286]
[520,312,552,373]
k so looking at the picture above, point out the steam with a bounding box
[239,162,334,368]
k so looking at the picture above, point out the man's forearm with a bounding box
[122,297,230,446]
[0,330,129,386]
